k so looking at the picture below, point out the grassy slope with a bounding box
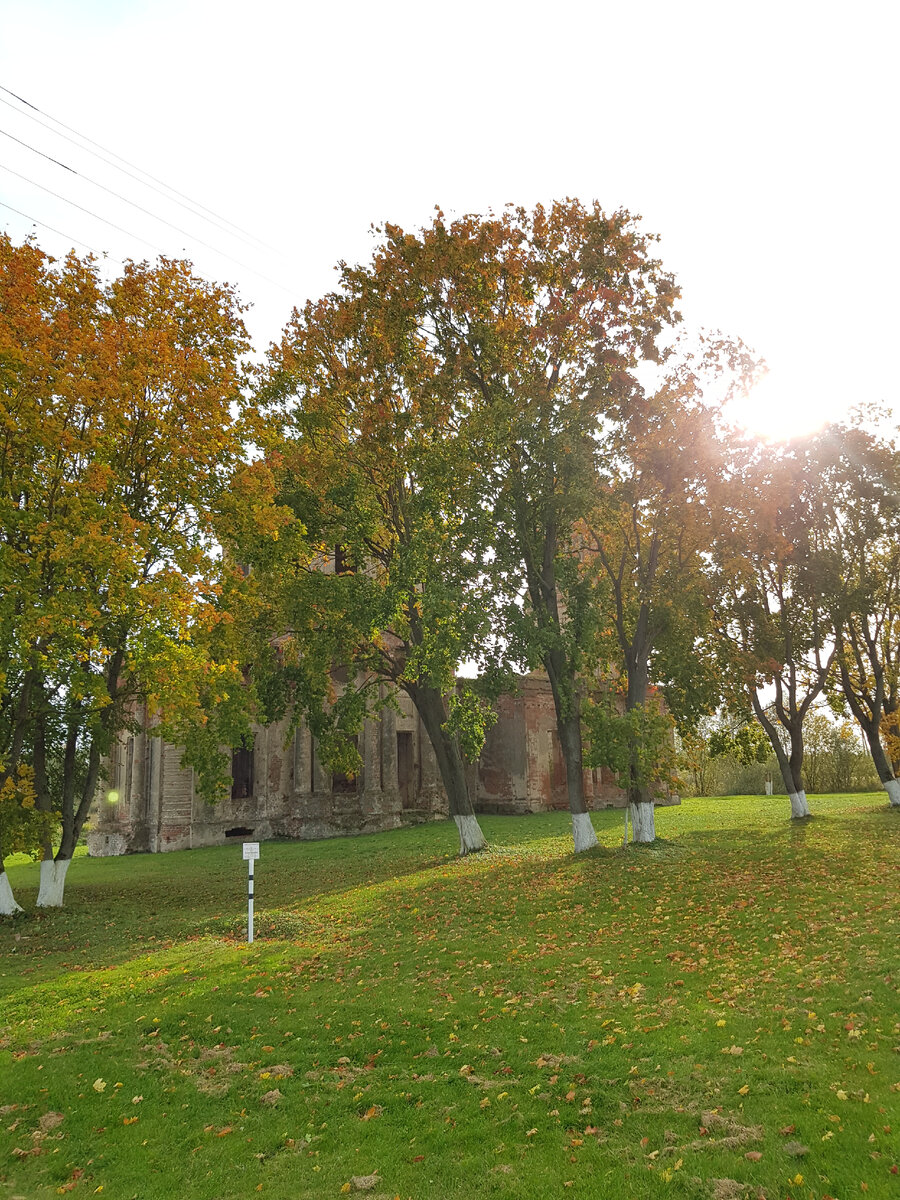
[1,795,898,1199]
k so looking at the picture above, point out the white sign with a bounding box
[242,842,260,860]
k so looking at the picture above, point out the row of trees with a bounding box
[2,203,899,911]
[678,713,881,798]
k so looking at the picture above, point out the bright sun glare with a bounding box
[726,371,836,443]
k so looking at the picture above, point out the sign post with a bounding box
[243,842,260,943]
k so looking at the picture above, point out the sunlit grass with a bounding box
[1,794,898,1198]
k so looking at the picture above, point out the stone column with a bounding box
[312,738,330,794]
[381,704,398,795]
[362,718,381,807]
[294,724,312,795]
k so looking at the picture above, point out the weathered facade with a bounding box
[87,671,677,855]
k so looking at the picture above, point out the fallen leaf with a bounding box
[92,1079,106,1093]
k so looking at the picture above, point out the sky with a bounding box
[0,0,896,439]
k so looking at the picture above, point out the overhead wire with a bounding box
[0,82,277,254]
[0,196,122,262]
[0,90,278,257]
[0,124,296,295]
[0,161,166,256]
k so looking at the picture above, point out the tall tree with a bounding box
[579,342,744,840]
[252,242,504,854]
[707,438,835,818]
[352,201,682,851]
[812,424,900,807]
[0,236,251,905]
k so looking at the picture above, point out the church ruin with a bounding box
[87,670,678,855]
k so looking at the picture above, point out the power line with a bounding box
[0,124,295,295]
[0,82,278,255]
[0,197,122,263]
[0,91,279,258]
[0,161,169,256]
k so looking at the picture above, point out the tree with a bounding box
[707,713,769,766]
[812,424,900,808]
[578,341,745,840]
[0,236,251,906]
[250,236,507,854]
[707,438,836,818]
[344,201,682,851]
[677,720,715,797]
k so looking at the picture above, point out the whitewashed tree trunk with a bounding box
[571,811,598,853]
[0,872,23,916]
[788,791,811,819]
[36,858,71,907]
[884,778,900,807]
[453,814,486,855]
[629,800,656,843]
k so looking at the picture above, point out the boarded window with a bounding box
[231,739,254,800]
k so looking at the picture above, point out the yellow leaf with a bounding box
[738,1084,750,1095]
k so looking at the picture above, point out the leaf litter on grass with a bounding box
[1,795,898,1198]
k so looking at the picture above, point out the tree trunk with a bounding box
[0,868,23,916]
[839,664,900,807]
[860,726,900,805]
[406,683,486,855]
[625,650,655,843]
[37,727,104,907]
[36,858,71,908]
[749,693,810,818]
[544,648,597,852]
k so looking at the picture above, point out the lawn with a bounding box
[1,795,898,1200]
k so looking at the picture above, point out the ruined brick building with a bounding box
[87,671,677,855]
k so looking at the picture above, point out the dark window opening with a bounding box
[334,544,353,575]
[231,739,254,799]
[225,826,254,838]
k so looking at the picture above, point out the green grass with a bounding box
[1,795,898,1199]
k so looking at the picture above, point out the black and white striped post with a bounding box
[243,842,260,943]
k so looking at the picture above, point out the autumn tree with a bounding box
[706,438,836,818]
[811,424,900,807]
[336,201,681,852]
[250,238,508,854]
[578,341,748,840]
[0,235,251,907]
